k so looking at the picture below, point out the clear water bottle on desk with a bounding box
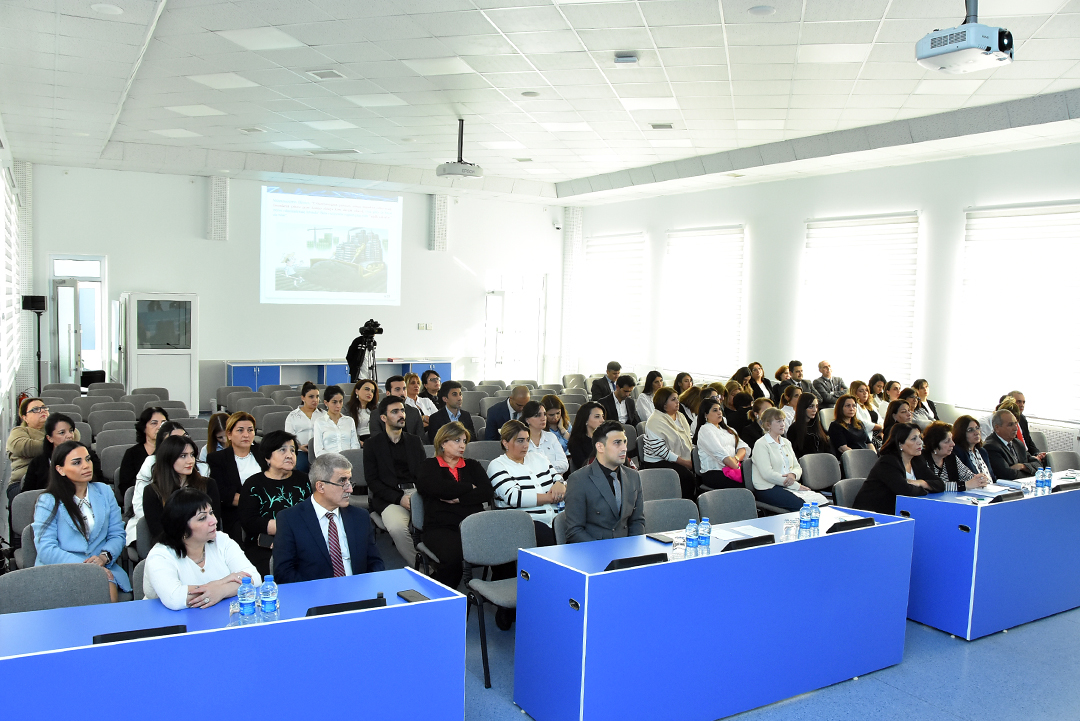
[259,575,279,622]
[1043,467,1054,494]
[685,519,698,558]
[798,503,811,540]
[810,502,820,537]
[238,576,257,622]
[698,517,711,555]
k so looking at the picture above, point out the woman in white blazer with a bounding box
[750,408,828,512]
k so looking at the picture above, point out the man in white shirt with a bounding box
[598,375,641,426]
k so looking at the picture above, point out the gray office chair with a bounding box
[238,396,274,415]
[215,386,251,411]
[410,491,440,574]
[424,445,436,458]
[95,429,137,452]
[562,374,586,390]
[464,441,503,462]
[75,422,93,444]
[46,388,82,404]
[1029,431,1049,454]
[87,388,125,401]
[227,391,264,414]
[132,560,146,601]
[100,444,133,484]
[101,420,135,432]
[622,423,638,458]
[510,380,539,389]
[43,382,80,392]
[745,462,787,515]
[147,399,188,411]
[38,396,67,407]
[472,421,486,442]
[135,517,153,561]
[121,394,160,411]
[73,396,101,418]
[258,384,291,396]
[479,380,506,389]
[0,564,112,614]
[89,401,136,414]
[643,498,698,533]
[697,489,757,525]
[460,509,537,689]
[11,490,45,544]
[819,408,835,431]
[1046,451,1080,474]
[639,468,680,501]
[88,382,125,391]
[281,396,302,410]
[461,391,485,415]
[495,389,513,398]
[131,386,169,400]
[49,405,83,421]
[933,402,959,424]
[553,511,568,544]
[253,404,291,429]
[841,449,878,479]
[260,411,290,437]
[479,397,501,420]
[339,448,368,510]
[16,525,36,569]
[474,385,499,397]
[833,478,865,508]
[799,453,841,493]
[184,426,209,442]
[271,390,295,405]
[563,403,581,418]
[457,380,476,391]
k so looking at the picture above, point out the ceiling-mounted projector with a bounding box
[436,118,483,178]
[916,0,1012,74]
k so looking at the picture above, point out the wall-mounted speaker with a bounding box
[21,295,46,311]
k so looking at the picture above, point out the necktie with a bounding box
[326,512,346,577]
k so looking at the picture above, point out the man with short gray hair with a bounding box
[983,410,1040,481]
[272,452,384,583]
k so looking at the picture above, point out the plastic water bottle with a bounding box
[798,503,811,539]
[810,503,821,536]
[697,517,711,554]
[1042,467,1053,493]
[685,519,698,556]
[238,576,257,617]
[259,575,278,615]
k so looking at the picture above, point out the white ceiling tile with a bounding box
[604,67,670,84]
[798,44,872,63]
[505,31,585,54]
[379,38,461,61]
[411,10,497,37]
[441,34,518,56]
[657,47,727,66]
[486,7,570,33]
[314,42,395,64]
[576,28,654,52]
[651,25,726,48]
[559,2,643,29]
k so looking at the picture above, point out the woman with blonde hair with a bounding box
[850,380,884,448]
[641,387,696,499]
[750,407,828,511]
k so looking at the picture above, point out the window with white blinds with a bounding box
[660,226,746,375]
[1,173,19,395]
[579,233,645,369]
[959,203,1080,421]
[797,214,920,387]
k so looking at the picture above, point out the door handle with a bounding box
[568,599,580,611]
[899,510,911,518]
[958,525,971,533]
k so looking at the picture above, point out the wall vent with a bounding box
[428,194,448,252]
[207,176,229,242]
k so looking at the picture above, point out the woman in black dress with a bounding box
[239,431,310,576]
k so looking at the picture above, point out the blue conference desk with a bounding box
[0,568,464,720]
[515,508,915,721]
[896,485,1080,640]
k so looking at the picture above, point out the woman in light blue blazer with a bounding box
[33,440,130,601]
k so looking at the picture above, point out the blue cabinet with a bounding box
[229,365,257,390]
[323,364,350,386]
[227,364,280,391]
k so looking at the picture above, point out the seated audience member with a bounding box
[541,395,572,455]
[787,393,829,458]
[778,360,814,397]
[7,397,49,485]
[273,453,384,582]
[485,385,531,441]
[726,392,754,435]
[286,382,322,471]
[200,412,230,462]
[313,385,361,456]
[921,421,964,493]
[404,372,438,427]
[143,435,223,543]
[127,420,199,546]
[344,379,378,448]
[850,380,883,447]
[812,360,848,407]
[740,398,773,449]
[673,372,694,395]
[599,375,641,427]
[207,412,267,539]
[853,423,938,515]
[419,369,444,410]
[636,371,664,422]
[678,385,702,427]
[828,394,871,458]
[869,374,887,403]
[591,361,622,401]
[731,367,753,394]
[984,409,1040,480]
[877,381,902,418]
[692,387,719,433]
[521,401,569,474]
[943,416,994,492]
[33,441,130,602]
[771,365,791,403]
[1006,390,1047,462]
[428,380,477,444]
[118,407,170,494]
[415,422,493,588]
[882,399,914,440]
[238,431,310,577]
[369,376,424,437]
[749,409,828,512]
[748,362,773,400]
[898,387,920,413]
[23,413,102,491]
[567,402,606,469]
[694,398,749,489]
[779,385,802,432]
[641,387,696,499]
[564,421,645,543]
[144,488,258,610]
[365,395,425,565]
[911,379,937,421]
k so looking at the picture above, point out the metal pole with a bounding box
[963,0,978,24]
[457,118,464,163]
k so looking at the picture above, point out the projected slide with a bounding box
[259,186,403,305]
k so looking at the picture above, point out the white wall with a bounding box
[581,142,1080,404]
[31,166,564,405]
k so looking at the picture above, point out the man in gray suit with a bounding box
[984,409,1040,480]
[564,420,645,543]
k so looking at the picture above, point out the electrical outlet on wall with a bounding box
[417,323,433,330]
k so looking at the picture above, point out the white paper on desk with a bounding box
[711,528,744,541]
[823,507,860,522]
[964,484,1012,497]
[996,479,1023,490]
[731,525,771,537]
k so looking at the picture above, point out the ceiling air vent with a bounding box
[308,69,345,80]
[650,123,674,130]
[238,127,265,134]
[308,149,361,155]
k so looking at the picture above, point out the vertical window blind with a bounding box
[960,203,1080,420]
[2,173,19,395]
[798,214,920,386]
[660,226,746,376]
[580,233,644,369]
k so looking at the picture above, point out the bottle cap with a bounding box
[242,576,251,584]
[264,575,273,583]
[701,517,709,522]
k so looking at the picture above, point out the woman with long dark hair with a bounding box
[23,413,103,491]
[828,394,871,458]
[143,435,222,541]
[636,371,664,423]
[199,412,230,462]
[853,423,938,515]
[286,381,323,471]
[568,402,606,469]
[787,393,829,458]
[673,372,694,395]
[881,399,914,440]
[118,406,169,494]
[694,398,749,490]
[344,378,379,448]
[32,440,130,601]
[748,362,773,400]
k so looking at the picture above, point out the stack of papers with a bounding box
[963,484,1013,497]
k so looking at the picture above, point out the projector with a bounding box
[436,161,483,178]
[916,22,1013,74]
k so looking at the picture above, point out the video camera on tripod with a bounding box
[347,319,383,383]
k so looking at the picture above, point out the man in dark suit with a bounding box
[364,395,426,565]
[590,361,621,401]
[984,410,1040,480]
[273,452,384,583]
[772,359,813,403]
[428,380,476,443]
[369,375,424,437]
[1008,390,1047,462]
[598,374,641,427]
[564,420,645,543]
[484,385,531,441]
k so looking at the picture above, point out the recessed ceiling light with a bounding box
[303,119,358,130]
[90,3,123,15]
[273,140,320,149]
[747,5,776,16]
[151,129,202,138]
[239,126,266,134]
[526,169,559,174]
[650,123,674,130]
[480,141,525,150]
[307,69,345,81]
[166,104,225,117]
[346,94,407,107]
[401,57,474,76]
[614,52,638,65]
[188,73,258,90]
[216,27,305,51]
[797,44,872,63]
[515,158,533,162]
[542,122,593,132]
[521,91,540,97]
[619,97,679,111]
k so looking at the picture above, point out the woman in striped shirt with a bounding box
[487,420,564,547]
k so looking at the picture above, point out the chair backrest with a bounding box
[261,411,290,436]
[136,517,153,560]
[11,490,45,538]
[1047,451,1080,474]
[1029,430,1049,454]
[183,425,209,442]
[0,564,112,615]
[73,396,100,417]
[238,396,274,415]
[464,440,504,462]
[424,445,436,458]
[90,401,136,414]
[38,396,67,406]
[101,444,134,483]
[133,559,146,601]
[457,380,476,391]
[88,382,125,391]
[553,511,568,544]
[833,478,865,508]
[622,423,638,454]
[216,386,251,410]
[88,409,137,438]
[131,387,170,400]
[43,382,80,391]
[460,390,485,415]
[253,404,292,429]
[257,384,291,396]
[639,468,681,501]
[460,509,537,567]
[479,380,507,389]
[559,391,587,402]
[121,394,159,410]
[479,396,501,419]
[643,498,698,533]
[540,383,563,393]
[95,428,138,451]
[841,448,878,479]
[75,422,92,443]
[798,453,841,491]
[102,420,135,432]
[281,396,302,409]
[819,408,835,431]
[88,388,124,401]
[271,389,295,405]
[510,380,538,389]
[148,399,187,411]
[934,402,959,424]
[19,525,37,568]
[562,374,586,389]
[410,490,424,532]
[49,404,82,421]
[123,484,136,519]
[338,448,365,489]
[563,403,581,418]
[697,488,757,525]
[495,389,513,398]
[46,388,82,404]
[472,421,486,442]
[473,385,498,397]
[691,447,703,476]
[227,391,264,414]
